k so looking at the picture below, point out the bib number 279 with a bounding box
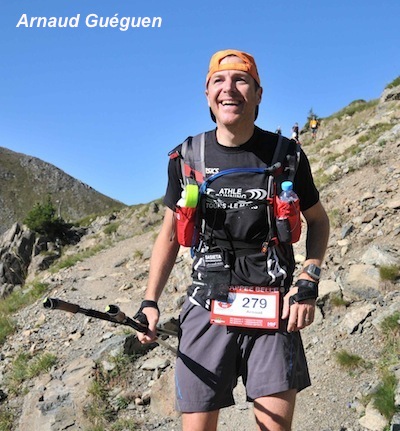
[210,286,280,329]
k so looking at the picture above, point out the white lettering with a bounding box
[85,14,162,30]
[119,17,130,32]
[16,14,162,30]
[16,14,29,27]
[206,167,219,174]
[16,14,81,28]
[109,14,119,27]
[86,14,98,28]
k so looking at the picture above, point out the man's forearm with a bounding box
[302,201,330,267]
[145,208,181,302]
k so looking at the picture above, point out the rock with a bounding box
[343,264,381,301]
[340,303,376,334]
[150,368,179,418]
[358,401,387,431]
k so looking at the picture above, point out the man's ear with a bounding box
[256,86,263,105]
[205,89,211,107]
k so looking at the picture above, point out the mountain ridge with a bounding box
[0,146,126,235]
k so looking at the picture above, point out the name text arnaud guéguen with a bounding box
[16,14,162,31]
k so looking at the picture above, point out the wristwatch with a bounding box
[302,264,321,281]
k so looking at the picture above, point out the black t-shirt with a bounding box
[164,127,319,246]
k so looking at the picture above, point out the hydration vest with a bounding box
[175,132,301,250]
[169,132,302,305]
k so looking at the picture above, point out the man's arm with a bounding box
[282,200,330,331]
[137,207,180,343]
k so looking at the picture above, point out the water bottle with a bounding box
[279,181,299,204]
[276,181,301,243]
[175,182,199,247]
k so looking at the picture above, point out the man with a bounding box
[137,49,330,431]
[309,116,318,141]
[292,122,299,141]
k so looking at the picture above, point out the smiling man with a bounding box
[136,49,330,431]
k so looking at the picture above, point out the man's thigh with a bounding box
[253,389,297,431]
[181,411,219,431]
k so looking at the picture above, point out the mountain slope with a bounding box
[0,147,125,235]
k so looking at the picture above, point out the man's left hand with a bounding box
[281,287,316,332]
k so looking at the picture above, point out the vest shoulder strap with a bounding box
[180,132,206,184]
[271,135,300,191]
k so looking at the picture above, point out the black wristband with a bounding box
[289,279,319,305]
[140,300,159,312]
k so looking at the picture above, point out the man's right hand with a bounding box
[136,305,159,344]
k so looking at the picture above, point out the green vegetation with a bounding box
[379,265,400,282]
[327,208,343,229]
[49,242,111,272]
[132,249,144,260]
[372,313,400,423]
[0,407,15,431]
[23,196,70,240]
[103,222,120,236]
[372,372,398,420]
[385,76,400,89]
[85,353,141,430]
[357,123,393,144]
[381,312,400,338]
[335,313,400,423]
[6,352,57,395]
[335,350,367,370]
[0,281,49,345]
[327,99,379,121]
[330,294,350,308]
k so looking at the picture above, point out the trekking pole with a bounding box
[43,298,178,354]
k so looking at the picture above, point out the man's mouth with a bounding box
[220,100,240,106]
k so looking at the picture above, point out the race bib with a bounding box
[210,286,280,329]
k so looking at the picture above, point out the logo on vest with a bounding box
[206,167,219,175]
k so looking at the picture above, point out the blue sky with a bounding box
[1,1,399,206]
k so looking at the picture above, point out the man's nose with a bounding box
[222,77,236,92]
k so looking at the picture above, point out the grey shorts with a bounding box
[175,298,311,413]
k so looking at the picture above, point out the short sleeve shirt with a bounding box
[164,127,319,245]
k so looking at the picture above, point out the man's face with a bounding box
[206,55,262,129]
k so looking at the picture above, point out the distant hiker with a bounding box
[136,49,330,431]
[292,122,299,141]
[309,116,318,141]
[275,126,282,135]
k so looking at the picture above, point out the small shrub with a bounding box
[328,208,343,229]
[372,371,397,420]
[356,123,393,145]
[6,352,57,394]
[330,294,350,308]
[50,243,109,272]
[335,349,365,370]
[380,312,400,337]
[327,99,378,121]
[385,76,400,89]
[379,265,400,282]
[104,223,120,236]
[0,407,15,431]
[133,250,144,260]
[0,282,49,346]
[0,316,16,347]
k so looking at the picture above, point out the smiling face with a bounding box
[206,55,262,132]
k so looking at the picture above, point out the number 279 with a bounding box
[242,297,267,308]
